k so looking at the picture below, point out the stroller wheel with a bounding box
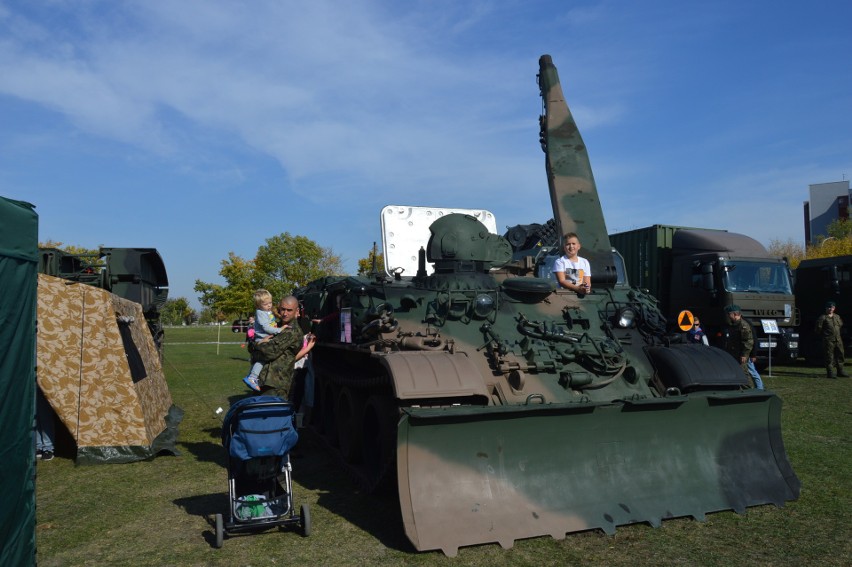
[300,504,311,537]
[214,513,224,548]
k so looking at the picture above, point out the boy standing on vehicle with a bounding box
[553,232,591,294]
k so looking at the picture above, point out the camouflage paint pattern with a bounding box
[294,55,799,556]
[36,274,175,462]
[539,54,616,282]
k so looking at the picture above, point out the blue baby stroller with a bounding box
[214,396,310,547]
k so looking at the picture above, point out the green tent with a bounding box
[0,196,38,566]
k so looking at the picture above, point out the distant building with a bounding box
[803,180,850,244]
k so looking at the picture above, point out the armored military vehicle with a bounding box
[38,246,169,351]
[295,55,800,556]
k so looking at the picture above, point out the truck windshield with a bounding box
[722,261,792,294]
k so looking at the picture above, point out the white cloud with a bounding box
[2,1,850,307]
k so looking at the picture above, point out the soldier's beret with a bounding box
[725,304,741,313]
[826,300,836,308]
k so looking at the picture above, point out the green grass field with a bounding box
[35,326,851,566]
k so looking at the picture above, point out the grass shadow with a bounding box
[180,440,228,467]
[772,369,840,379]
[290,429,414,553]
[173,492,229,548]
[174,492,226,518]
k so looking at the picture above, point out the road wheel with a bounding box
[336,386,366,463]
[361,393,398,491]
[320,380,339,446]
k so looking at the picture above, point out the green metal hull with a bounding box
[295,54,800,557]
[398,391,799,556]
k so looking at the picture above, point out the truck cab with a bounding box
[610,226,799,364]
[681,254,797,359]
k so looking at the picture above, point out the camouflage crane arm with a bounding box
[539,54,617,286]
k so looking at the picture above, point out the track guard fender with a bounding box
[378,351,490,402]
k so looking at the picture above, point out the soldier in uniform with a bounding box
[725,304,764,390]
[254,296,316,399]
[815,300,847,379]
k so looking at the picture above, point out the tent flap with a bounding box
[76,404,184,465]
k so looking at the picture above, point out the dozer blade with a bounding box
[397,391,800,556]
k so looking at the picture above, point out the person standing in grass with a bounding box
[816,300,848,379]
[242,289,281,392]
[724,304,764,390]
[244,315,255,342]
[288,302,315,426]
[35,386,55,461]
[253,295,316,400]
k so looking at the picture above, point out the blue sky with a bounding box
[2,1,850,309]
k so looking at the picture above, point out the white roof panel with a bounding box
[380,205,497,276]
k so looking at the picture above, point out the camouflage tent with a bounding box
[36,273,181,463]
[0,196,38,567]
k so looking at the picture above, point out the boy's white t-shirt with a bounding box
[553,256,591,284]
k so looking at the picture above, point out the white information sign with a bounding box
[760,319,779,378]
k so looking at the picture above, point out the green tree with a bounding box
[826,218,852,240]
[160,297,195,326]
[195,233,344,319]
[806,235,852,260]
[218,253,257,315]
[254,233,344,300]
[196,306,221,325]
[195,253,257,317]
[357,247,384,275]
[768,238,806,269]
[38,240,101,256]
[194,280,222,309]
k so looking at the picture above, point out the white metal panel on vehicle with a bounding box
[380,205,497,277]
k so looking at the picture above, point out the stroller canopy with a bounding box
[222,396,298,460]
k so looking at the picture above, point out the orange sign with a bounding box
[677,310,694,332]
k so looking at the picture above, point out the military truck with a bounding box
[794,254,852,362]
[608,225,799,363]
[293,55,799,556]
[38,247,169,351]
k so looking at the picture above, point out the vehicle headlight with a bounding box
[616,307,637,328]
[473,294,495,318]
